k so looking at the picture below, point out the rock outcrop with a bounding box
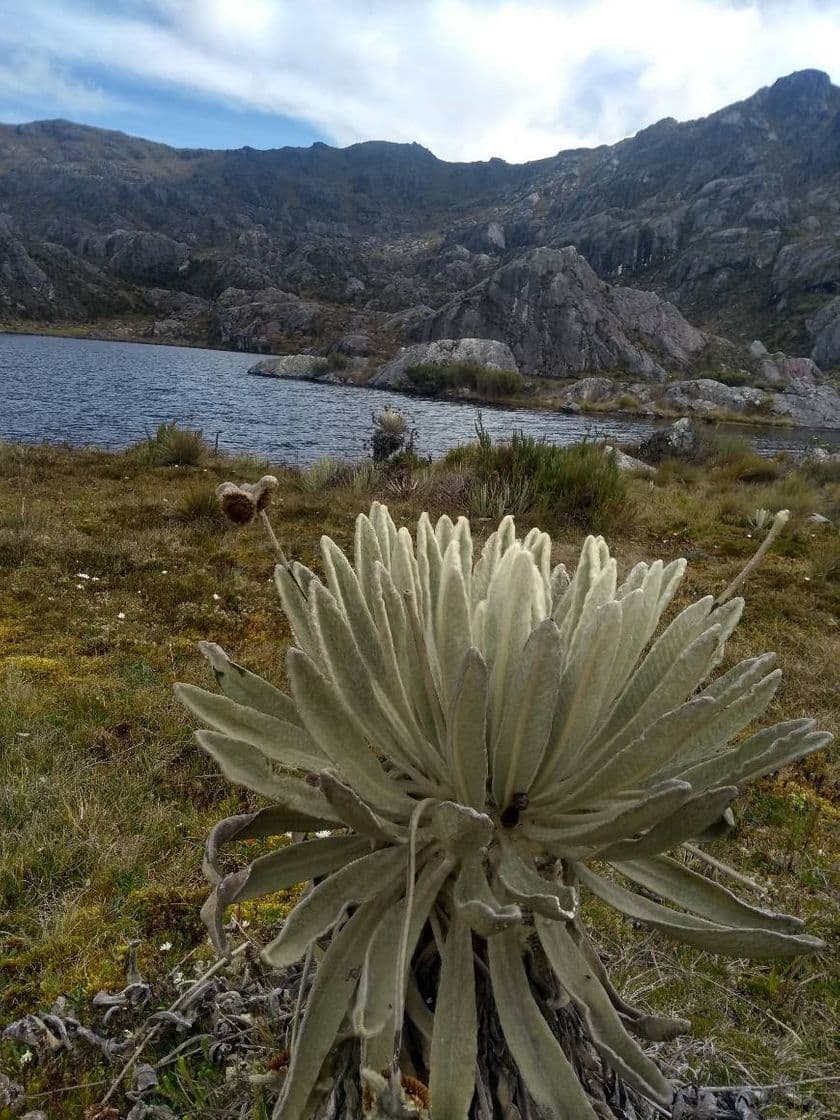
[768,380,840,428]
[371,337,518,389]
[414,248,706,378]
[659,379,770,417]
[808,297,840,369]
[636,418,700,461]
[756,354,821,388]
[248,355,327,379]
[209,288,322,352]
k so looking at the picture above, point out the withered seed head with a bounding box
[243,474,279,511]
[216,482,256,525]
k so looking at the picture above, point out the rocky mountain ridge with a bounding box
[2,69,840,391]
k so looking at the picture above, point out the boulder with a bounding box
[757,355,821,388]
[560,377,617,403]
[660,378,768,416]
[604,446,656,474]
[248,354,326,379]
[636,418,699,462]
[800,446,840,465]
[749,339,768,359]
[413,247,706,378]
[371,338,518,389]
[767,380,840,428]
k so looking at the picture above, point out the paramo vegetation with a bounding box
[0,420,838,1118]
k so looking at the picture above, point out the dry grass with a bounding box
[0,440,837,1116]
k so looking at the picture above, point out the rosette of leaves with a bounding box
[177,503,829,1119]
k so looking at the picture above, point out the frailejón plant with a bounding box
[177,503,830,1119]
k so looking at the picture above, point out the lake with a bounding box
[0,333,835,464]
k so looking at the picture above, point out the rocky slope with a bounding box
[2,70,840,393]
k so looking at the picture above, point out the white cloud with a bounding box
[0,48,114,117]
[1,0,838,160]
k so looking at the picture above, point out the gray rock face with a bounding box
[660,379,769,416]
[757,354,821,388]
[560,377,617,403]
[0,225,55,311]
[808,296,840,369]
[767,380,840,428]
[248,354,326,378]
[330,333,370,357]
[371,337,518,388]
[414,248,706,378]
[101,229,190,283]
[749,339,768,359]
[209,288,321,351]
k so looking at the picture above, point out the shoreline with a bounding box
[2,323,838,435]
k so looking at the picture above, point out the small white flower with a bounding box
[212,593,221,601]
[161,570,169,575]
[240,919,250,929]
[159,941,173,951]
[117,612,126,620]
[76,572,90,580]
[76,583,85,590]
[20,1049,33,1066]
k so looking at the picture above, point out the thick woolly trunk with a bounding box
[308,937,764,1120]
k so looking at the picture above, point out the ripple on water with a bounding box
[1,334,836,464]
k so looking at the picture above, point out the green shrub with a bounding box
[533,439,629,532]
[709,369,757,388]
[406,360,524,398]
[449,423,630,532]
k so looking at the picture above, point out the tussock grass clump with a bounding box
[177,485,225,525]
[448,425,630,532]
[756,473,822,518]
[295,456,347,494]
[406,360,524,398]
[144,422,209,467]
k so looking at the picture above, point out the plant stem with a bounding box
[715,508,789,605]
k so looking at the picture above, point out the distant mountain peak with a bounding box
[763,69,834,115]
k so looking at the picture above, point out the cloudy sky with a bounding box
[1,0,838,161]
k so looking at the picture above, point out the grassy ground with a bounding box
[0,437,837,1117]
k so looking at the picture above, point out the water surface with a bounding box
[1,334,835,464]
